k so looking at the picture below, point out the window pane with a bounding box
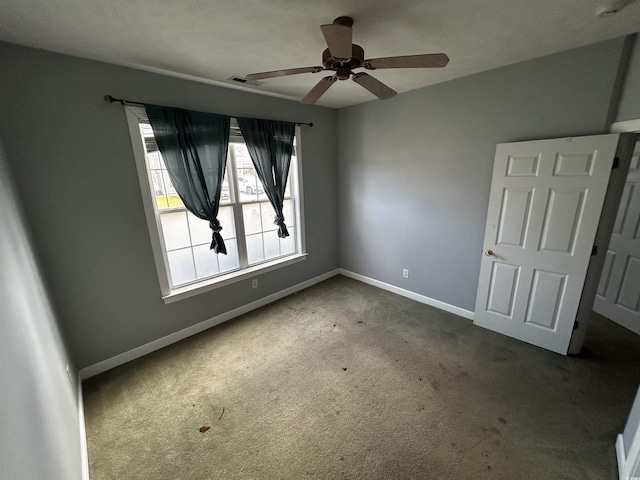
[219,164,231,205]
[284,172,292,197]
[218,206,236,239]
[150,170,164,194]
[221,178,231,204]
[155,195,169,210]
[160,195,184,209]
[187,213,211,246]
[283,199,293,222]
[284,153,294,197]
[263,230,280,260]
[167,248,196,286]
[160,212,191,250]
[238,173,261,200]
[243,203,262,235]
[234,143,253,170]
[150,170,168,209]
[260,202,277,232]
[147,150,162,170]
[218,239,240,272]
[161,170,176,196]
[234,144,262,202]
[280,230,295,256]
[246,233,264,264]
[193,244,221,278]
[152,168,182,210]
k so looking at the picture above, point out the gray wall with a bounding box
[337,38,627,312]
[0,144,83,480]
[0,42,338,369]
[617,34,640,122]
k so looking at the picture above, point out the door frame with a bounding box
[608,119,640,480]
[566,132,637,354]
[593,123,640,335]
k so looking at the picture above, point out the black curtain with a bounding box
[145,105,230,254]
[237,118,296,238]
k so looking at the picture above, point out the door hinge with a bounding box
[573,321,579,330]
[591,245,598,256]
[612,157,620,169]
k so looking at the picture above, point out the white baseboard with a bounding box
[338,269,475,321]
[77,372,90,480]
[80,269,340,379]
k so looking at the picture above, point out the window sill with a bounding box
[162,253,307,304]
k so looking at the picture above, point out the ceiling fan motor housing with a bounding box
[322,44,365,79]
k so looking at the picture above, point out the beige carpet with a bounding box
[83,275,640,479]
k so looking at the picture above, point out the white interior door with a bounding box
[594,140,640,335]
[474,134,620,354]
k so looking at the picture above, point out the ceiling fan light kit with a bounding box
[245,16,450,105]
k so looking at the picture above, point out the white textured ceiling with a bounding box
[1,0,640,108]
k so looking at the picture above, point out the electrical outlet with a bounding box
[403,269,409,278]
[252,279,258,288]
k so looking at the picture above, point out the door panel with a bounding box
[525,270,567,329]
[613,183,635,234]
[597,251,616,296]
[487,263,520,317]
[475,134,620,354]
[617,257,640,312]
[496,188,533,247]
[594,140,640,334]
[553,152,594,176]
[538,188,586,254]
[507,155,540,176]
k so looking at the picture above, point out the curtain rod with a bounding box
[104,95,313,127]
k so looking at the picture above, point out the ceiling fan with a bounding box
[245,16,450,104]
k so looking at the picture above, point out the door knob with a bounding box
[484,249,497,258]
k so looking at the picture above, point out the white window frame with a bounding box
[125,106,306,303]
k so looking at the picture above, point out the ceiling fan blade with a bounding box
[364,53,449,70]
[352,73,397,100]
[320,21,352,60]
[245,66,324,81]
[301,76,337,104]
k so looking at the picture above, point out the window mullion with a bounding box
[229,145,249,268]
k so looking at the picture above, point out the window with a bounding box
[126,106,306,302]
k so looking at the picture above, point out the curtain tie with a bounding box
[209,220,223,233]
[274,215,289,239]
[209,220,227,254]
